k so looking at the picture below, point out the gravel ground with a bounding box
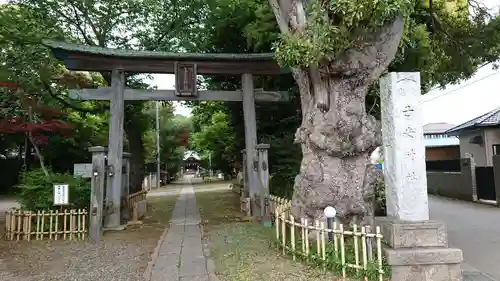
[0,194,179,281]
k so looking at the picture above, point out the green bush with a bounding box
[16,168,91,211]
[269,174,294,199]
[374,177,387,216]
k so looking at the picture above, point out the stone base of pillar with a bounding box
[103,225,127,231]
[374,217,463,281]
[250,197,259,219]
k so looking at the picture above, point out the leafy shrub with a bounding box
[270,174,294,199]
[374,177,387,216]
[16,168,91,211]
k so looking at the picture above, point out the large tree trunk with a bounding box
[124,111,146,193]
[289,18,405,226]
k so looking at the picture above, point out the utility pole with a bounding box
[208,152,212,178]
[156,101,161,189]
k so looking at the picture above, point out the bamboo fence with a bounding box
[127,190,147,207]
[127,190,147,217]
[269,195,385,281]
[5,209,87,241]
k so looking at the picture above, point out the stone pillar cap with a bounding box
[123,152,131,157]
[89,146,107,153]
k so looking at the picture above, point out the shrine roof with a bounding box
[43,40,287,75]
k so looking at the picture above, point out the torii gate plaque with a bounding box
[175,62,198,97]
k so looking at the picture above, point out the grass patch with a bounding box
[195,188,340,281]
[146,193,180,226]
[274,235,390,280]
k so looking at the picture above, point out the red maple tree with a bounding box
[0,82,74,174]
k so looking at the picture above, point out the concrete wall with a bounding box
[425,146,460,161]
[427,158,474,201]
[458,128,500,167]
[484,128,500,167]
[493,156,500,204]
[459,130,487,166]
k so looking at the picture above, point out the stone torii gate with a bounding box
[43,40,287,240]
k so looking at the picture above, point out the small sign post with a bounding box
[53,184,69,206]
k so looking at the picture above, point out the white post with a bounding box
[242,74,258,213]
[104,69,125,229]
[380,72,429,221]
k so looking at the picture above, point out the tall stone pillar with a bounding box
[375,72,463,281]
[89,146,106,242]
[242,73,259,215]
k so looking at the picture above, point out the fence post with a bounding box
[121,152,131,221]
[493,155,500,206]
[464,154,478,202]
[88,146,106,242]
[256,144,271,227]
[365,225,374,262]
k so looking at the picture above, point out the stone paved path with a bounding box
[149,185,218,281]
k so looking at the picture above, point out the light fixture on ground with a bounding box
[324,206,336,241]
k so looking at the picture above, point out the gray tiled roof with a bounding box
[446,107,500,134]
[423,123,456,134]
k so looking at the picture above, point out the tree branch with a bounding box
[52,4,95,45]
[294,0,307,32]
[41,80,107,114]
[268,0,291,34]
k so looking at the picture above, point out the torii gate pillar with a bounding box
[242,73,259,214]
[104,69,125,229]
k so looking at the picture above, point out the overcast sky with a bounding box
[3,0,500,121]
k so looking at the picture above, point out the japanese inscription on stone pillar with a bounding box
[380,72,429,221]
[175,62,198,97]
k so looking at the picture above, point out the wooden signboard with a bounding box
[53,184,69,206]
[175,62,198,97]
[74,163,93,178]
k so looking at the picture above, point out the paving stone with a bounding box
[179,261,208,277]
[159,245,182,256]
[184,225,201,235]
[150,269,179,281]
[463,272,498,281]
[154,253,180,267]
[149,184,218,281]
[179,275,209,281]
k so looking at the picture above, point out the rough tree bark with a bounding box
[268,0,405,226]
[124,108,146,194]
